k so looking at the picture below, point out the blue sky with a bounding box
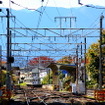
[0,0,105,67]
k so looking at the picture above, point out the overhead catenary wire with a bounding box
[78,0,105,9]
[77,0,105,45]
[53,0,61,17]
[81,12,105,40]
[8,2,99,46]
[0,1,103,67]
[10,0,42,13]
[8,10,63,56]
[0,17,6,49]
[0,2,65,65]
[7,13,80,60]
[36,0,49,30]
[0,11,46,65]
[8,28,65,61]
[8,9,66,56]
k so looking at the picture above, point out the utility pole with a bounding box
[76,45,79,93]
[0,1,2,70]
[84,37,86,94]
[99,15,104,89]
[3,8,15,91]
[6,8,11,91]
[80,42,83,67]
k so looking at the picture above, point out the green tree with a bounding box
[41,70,53,84]
[0,70,7,86]
[63,75,71,91]
[28,56,55,67]
[86,43,99,88]
[57,56,73,64]
[86,38,105,88]
[57,56,74,91]
[41,56,73,91]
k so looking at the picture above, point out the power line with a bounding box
[36,0,49,29]
[53,0,61,17]
[78,0,105,9]
[8,10,62,59]
[10,0,42,13]
[9,27,100,30]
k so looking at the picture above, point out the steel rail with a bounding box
[31,90,48,105]
[23,89,30,105]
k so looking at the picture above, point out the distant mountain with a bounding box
[10,6,105,28]
[8,6,104,48]
[1,6,104,48]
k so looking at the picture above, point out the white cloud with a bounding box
[43,0,79,8]
[81,0,105,7]
[0,0,105,10]
[0,0,41,10]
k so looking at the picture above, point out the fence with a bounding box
[0,87,12,100]
[94,90,105,101]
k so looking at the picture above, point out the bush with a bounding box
[86,80,98,89]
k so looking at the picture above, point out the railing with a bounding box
[94,90,105,101]
[0,87,12,100]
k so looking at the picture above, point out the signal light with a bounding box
[8,57,14,63]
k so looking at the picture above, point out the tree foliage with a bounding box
[57,56,74,91]
[102,29,105,35]
[28,56,55,67]
[86,43,99,85]
[41,70,53,84]
[86,37,105,88]
[11,74,18,84]
[0,70,7,86]
[57,56,74,64]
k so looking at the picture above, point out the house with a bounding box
[19,66,48,85]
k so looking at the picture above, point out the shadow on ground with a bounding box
[0,100,105,105]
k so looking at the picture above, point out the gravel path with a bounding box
[1,86,105,105]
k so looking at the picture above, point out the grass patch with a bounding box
[19,82,27,86]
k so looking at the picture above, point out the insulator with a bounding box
[8,57,14,63]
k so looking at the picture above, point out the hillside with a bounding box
[10,6,105,28]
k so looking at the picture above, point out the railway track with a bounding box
[23,89,30,105]
[8,86,105,105]
[23,87,48,105]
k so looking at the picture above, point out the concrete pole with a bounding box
[84,37,86,94]
[6,8,11,90]
[76,45,79,93]
[99,15,104,89]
